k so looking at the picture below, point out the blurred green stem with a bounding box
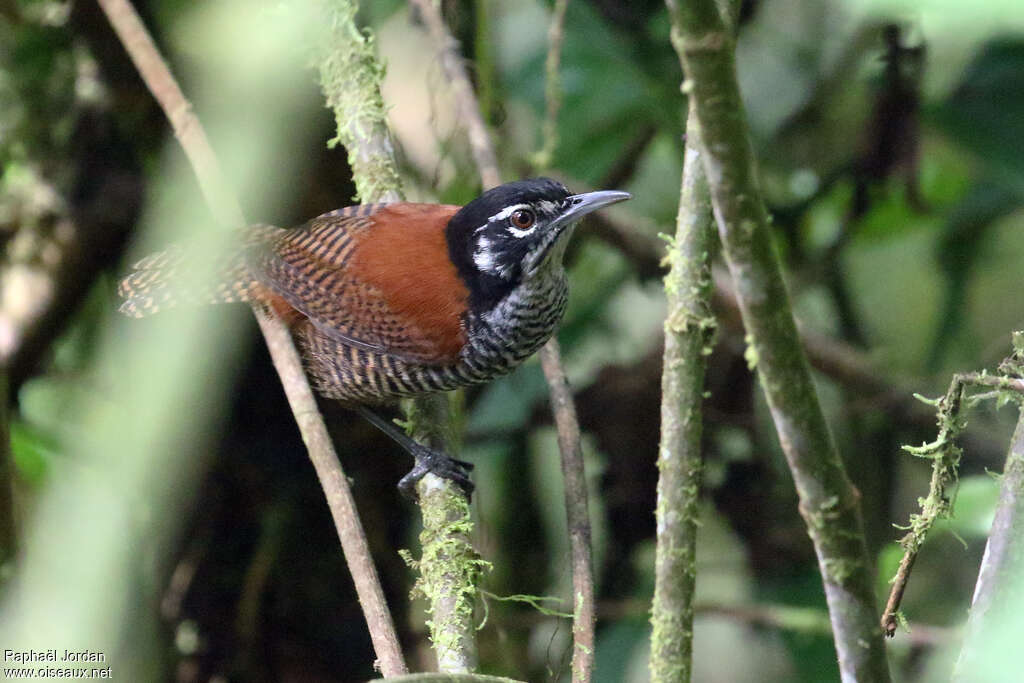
[954,407,1024,678]
[0,372,16,570]
[409,0,500,189]
[473,0,496,127]
[321,0,479,673]
[666,0,891,680]
[96,0,408,675]
[649,100,716,682]
[533,0,569,171]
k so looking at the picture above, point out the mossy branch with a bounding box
[648,95,716,680]
[0,372,16,571]
[408,0,596,678]
[405,478,487,673]
[883,336,1024,638]
[95,0,408,675]
[316,0,403,204]
[666,0,891,680]
[317,0,480,673]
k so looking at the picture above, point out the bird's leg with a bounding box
[355,406,474,499]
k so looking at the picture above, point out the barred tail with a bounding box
[117,224,282,317]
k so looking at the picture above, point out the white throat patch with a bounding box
[473,235,497,272]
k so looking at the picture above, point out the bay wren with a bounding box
[119,178,631,495]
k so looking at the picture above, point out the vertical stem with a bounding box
[539,341,595,683]
[409,0,501,190]
[532,2,595,678]
[649,102,716,682]
[416,475,482,673]
[473,0,496,127]
[320,0,479,672]
[954,412,1024,678]
[96,0,408,674]
[0,372,16,569]
[402,392,481,673]
[534,0,570,171]
[666,1,891,680]
[408,0,596,677]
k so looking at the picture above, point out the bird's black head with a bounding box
[447,177,631,311]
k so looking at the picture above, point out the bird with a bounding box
[118,177,631,496]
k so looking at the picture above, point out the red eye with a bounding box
[511,209,536,230]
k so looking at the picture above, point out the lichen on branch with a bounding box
[312,0,480,672]
[882,335,1024,637]
[314,0,403,204]
[666,0,891,679]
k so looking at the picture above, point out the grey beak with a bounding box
[526,189,632,276]
[554,190,632,228]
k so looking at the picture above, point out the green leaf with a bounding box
[499,1,676,184]
[9,418,57,487]
[938,474,999,538]
[930,38,1024,193]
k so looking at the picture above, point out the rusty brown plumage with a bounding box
[118,179,632,492]
[251,204,466,365]
[119,204,469,403]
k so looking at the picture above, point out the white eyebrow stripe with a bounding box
[487,203,530,223]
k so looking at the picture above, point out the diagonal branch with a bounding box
[409,0,500,191]
[882,359,1024,637]
[94,0,407,675]
[666,0,892,680]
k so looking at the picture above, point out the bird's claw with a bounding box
[398,445,475,500]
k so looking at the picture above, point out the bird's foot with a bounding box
[398,444,475,500]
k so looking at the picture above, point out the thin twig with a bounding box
[539,341,595,683]
[534,0,570,172]
[649,97,716,681]
[408,0,596,679]
[94,0,407,675]
[882,358,1024,637]
[532,3,596,680]
[409,0,501,190]
[666,1,891,680]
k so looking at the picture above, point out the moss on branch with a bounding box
[666,0,891,680]
[315,0,478,672]
[649,100,716,681]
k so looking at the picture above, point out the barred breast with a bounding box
[300,268,569,404]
